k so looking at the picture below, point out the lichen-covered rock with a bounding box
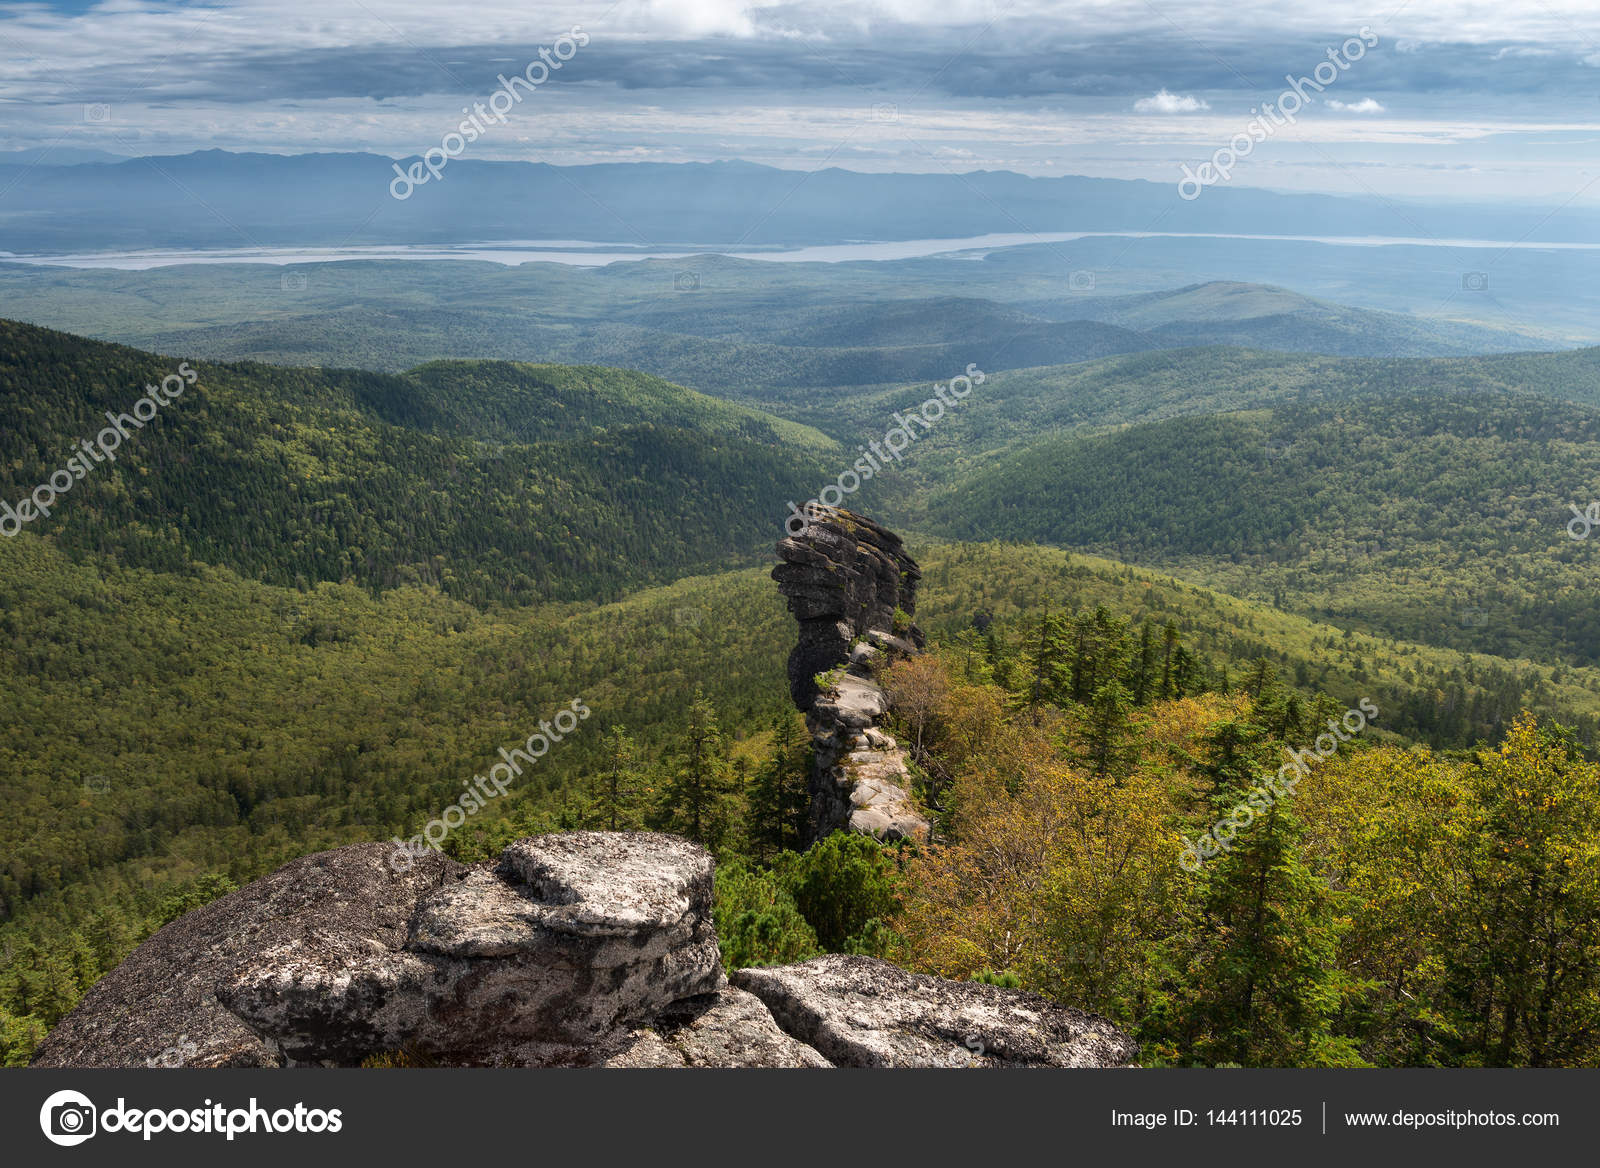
[774,504,930,844]
[34,833,722,1068]
[30,843,463,1069]
[602,988,834,1068]
[732,955,1138,1068]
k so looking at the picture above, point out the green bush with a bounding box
[786,833,903,955]
[713,862,820,971]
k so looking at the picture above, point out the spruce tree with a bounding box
[1175,718,1355,1065]
[589,725,645,832]
[659,687,736,848]
[746,713,811,860]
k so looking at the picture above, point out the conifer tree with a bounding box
[1082,680,1138,784]
[1174,719,1356,1066]
[1159,621,1181,700]
[589,725,645,832]
[1131,621,1159,705]
[746,713,812,859]
[659,687,736,847]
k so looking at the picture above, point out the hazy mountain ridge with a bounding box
[3,151,1598,252]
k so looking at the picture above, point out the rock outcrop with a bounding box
[773,504,930,843]
[602,987,835,1068]
[33,832,1136,1069]
[733,956,1138,1068]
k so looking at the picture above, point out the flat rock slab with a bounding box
[603,987,834,1068]
[733,954,1138,1068]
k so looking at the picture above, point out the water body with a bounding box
[5,230,1598,271]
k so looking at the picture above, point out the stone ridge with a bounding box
[733,955,1139,1068]
[32,832,1136,1069]
[772,503,923,711]
[773,503,930,843]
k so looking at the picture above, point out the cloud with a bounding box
[1133,89,1210,113]
[1326,98,1387,113]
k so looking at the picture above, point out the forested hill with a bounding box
[779,343,1600,452]
[0,320,834,605]
[1040,280,1553,358]
[922,389,1600,666]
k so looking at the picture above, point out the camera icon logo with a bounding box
[673,606,704,629]
[871,102,899,122]
[1068,270,1096,293]
[83,103,111,123]
[281,271,308,292]
[674,270,700,292]
[83,774,110,795]
[1462,271,1489,292]
[40,1090,97,1146]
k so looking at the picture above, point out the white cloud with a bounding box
[1326,98,1387,113]
[1133,89,1210,114]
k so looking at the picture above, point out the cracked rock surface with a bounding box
[733,955,1139,1068]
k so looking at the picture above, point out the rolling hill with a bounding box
[0,320,834,605]
[1039,280,1549,357]
[920,389,1600,666]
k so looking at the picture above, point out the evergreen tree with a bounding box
[1028,607,1069,716]
[1244,658,1277,701]
[1130,621,1159,705]
[588,725,645,832]
[1173,719,1357,1065]
[1159,621,1181,700]
[1082,680,1138,784]
[1171,644,1200,699]
[746,713,812,860]
[658,688,737,848]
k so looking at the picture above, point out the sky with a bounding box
[4,0,1600,203]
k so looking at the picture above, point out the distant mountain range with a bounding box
[0,256,1556,398]
[0,147,128,166]
[2,150,1598,253]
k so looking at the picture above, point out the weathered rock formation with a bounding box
[33,832,1135,1069]
[733,956,1138,1068]
[773,503,930,843]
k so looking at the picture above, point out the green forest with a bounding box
[4,315,1600,1068]
[0,322,834,605]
